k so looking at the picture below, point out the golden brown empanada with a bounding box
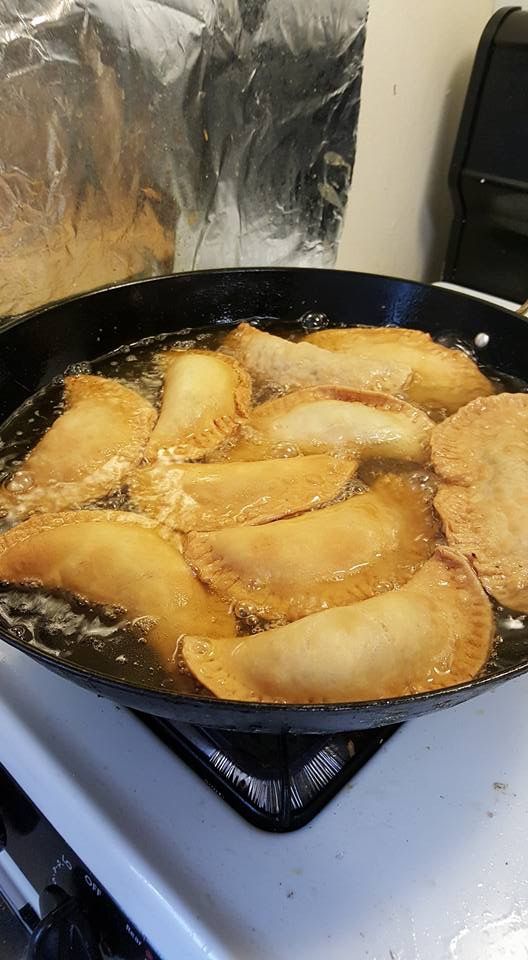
[144,350,251,462]
[227,386,433,463]
[0,510,235,663]
[184,473,438,621]
[305,327,493,413]
[432,393,528,611]
[128,454,358,531]
[1,375,156,520]
[221,322,411,394]
[182,547,493,703]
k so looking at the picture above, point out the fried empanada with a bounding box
[184,473,438,621]
[0,510,235,663]
[432,393,528,611]
[182,547,493,703]
[227,387,433,463]
[221,323,411,394]
[144,350,251,462]
[1,375,156,520]
[305,327,493,413]
[128,454,358,532]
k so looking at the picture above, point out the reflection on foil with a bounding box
[0,0,368,319]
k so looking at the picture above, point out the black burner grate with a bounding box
[136,717,400,832]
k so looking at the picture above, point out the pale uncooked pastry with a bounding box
[184,473,438,621]
[0,510,235,663]
[227,386,433,464]
[221,322,411,394]
[1,375,156,519]
[306,327,493,413]
[432,392,528,611]
[182,547,493,703]
[144,350,251,462]
[128,454,358,531]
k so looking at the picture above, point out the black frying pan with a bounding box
[0,268,527,734]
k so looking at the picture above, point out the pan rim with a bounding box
[1,265,522,332]
[0,613,524,718]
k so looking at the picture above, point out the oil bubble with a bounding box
[299,311,330,332]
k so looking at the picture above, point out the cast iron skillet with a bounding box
[0,268,527,733]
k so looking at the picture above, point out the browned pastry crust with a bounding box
[0,375,156,519]
[221,322,411,394]
[182,547,493,703]
[0,510,235,663]
[184,472,439,621]
[227,385,433,463]
[432,392,528,610]
[144,350,251,462]
[306,327,493,413]
[128,454,358,531]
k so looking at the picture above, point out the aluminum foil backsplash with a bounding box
[0,0,368,318]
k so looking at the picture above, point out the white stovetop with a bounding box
[0,643,527,960]
[1,283,527,960]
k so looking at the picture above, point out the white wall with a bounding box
[337,0,495,281]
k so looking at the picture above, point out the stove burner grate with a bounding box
[136,716,400,832]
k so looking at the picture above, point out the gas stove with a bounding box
[1,642,528,960]
[0,285,527,960]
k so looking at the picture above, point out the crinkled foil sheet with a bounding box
[0,0,367,319]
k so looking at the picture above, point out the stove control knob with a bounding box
[27,887,100,959]
[38,883,67,917]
